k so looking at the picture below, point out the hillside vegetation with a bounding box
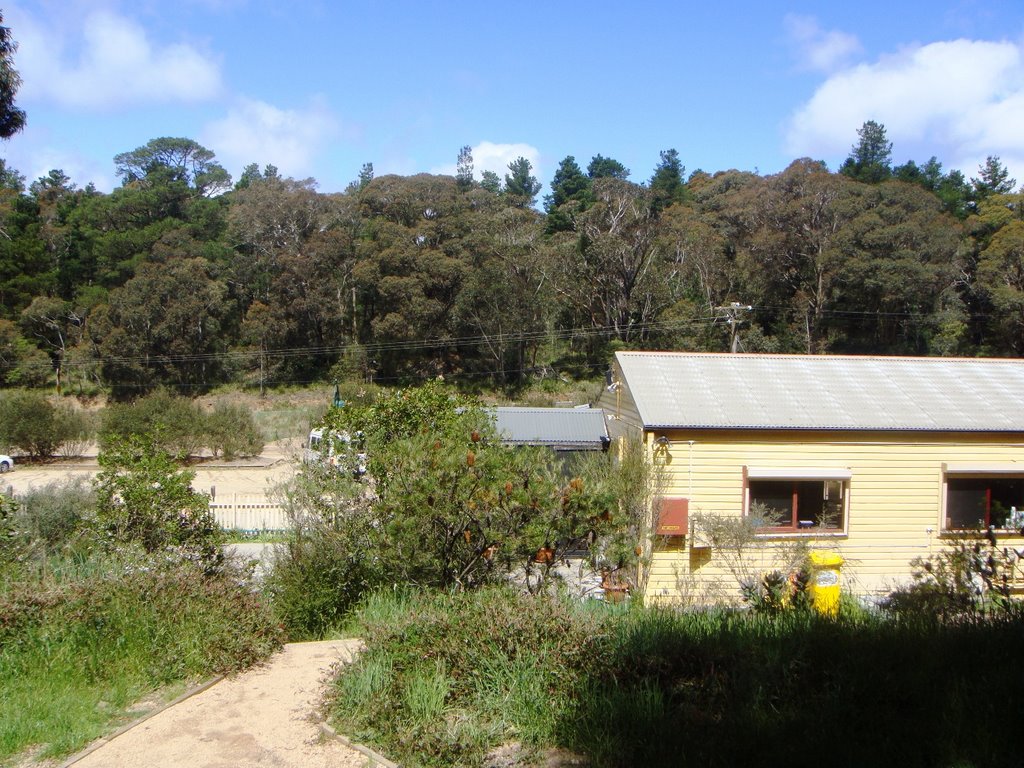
[0,126,1020,399]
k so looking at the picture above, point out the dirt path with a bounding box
[68,640,369,768]
[0,440,297,499]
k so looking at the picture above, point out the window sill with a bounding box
[754,531,848,540]
[939,528,1024,539]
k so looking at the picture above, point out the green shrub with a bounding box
[204,403,264,459]
[0,554,283,761]
[94,436,222,570]
[330,588,607,766]
[54,405,94,458]
[883,530,1023,622]
[0,391,67,458]
[99,391,206,458]
[11,478,97,558]
[264,520,379,640]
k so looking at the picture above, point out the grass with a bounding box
[329,588,1024,768]
[0,555,283,763]
[195,386,328,443]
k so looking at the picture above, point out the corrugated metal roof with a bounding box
[490,407,609,449]
[615,352,1024,432]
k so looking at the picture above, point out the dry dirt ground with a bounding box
[0,439,298,500]
[65,640,368,768]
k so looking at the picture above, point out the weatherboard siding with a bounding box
[643,429,1024,602]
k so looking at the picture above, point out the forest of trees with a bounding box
[0,123,1021,397]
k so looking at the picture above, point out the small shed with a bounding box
[490,407,610,452]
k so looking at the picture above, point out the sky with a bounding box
[2,0,1024,196]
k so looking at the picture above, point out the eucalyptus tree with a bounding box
[353,174,472,377]
[455,204,554,382]
[227,174,358,383]
[89,257,234,396]
[555,178,668,351]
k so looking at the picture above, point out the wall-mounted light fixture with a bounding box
[653,434,671,458]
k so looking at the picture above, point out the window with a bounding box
[945,476,1024,530]
[747,477,847,533]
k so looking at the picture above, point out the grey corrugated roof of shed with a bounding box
[614,351,1024,432]
[490,407,609,447]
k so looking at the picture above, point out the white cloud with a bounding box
[5,140,116,192]
[785,39,1024,180]
[785,14,862,73]
[10,7,222,110]
[201,97,338,180]
[431,141,542,181]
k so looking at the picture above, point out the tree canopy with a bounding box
[0,128,1016,395]
[114,137,232,197]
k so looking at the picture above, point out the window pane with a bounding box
[796,480,844,530]
[989,478,1023,528]
[749,481,792,526]
[749,479,845,531]
[947,476,1024,529]
[946,478,987,529]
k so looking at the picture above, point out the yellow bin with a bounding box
[808,551,844,617]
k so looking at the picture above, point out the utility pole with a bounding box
[715,302,753,353]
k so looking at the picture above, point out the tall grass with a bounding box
[0,555,283,762]
[330,589,1024,768]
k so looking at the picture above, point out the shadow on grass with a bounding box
[330,588,1024,768]
[560,608,1024,768]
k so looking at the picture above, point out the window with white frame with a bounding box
[745,469,850,533]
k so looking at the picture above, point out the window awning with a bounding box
[942,463,1024,475]
[746,467,852,480]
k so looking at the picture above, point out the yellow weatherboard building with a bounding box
[597,351,1024,603]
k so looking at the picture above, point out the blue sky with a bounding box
[3,0,1024,195]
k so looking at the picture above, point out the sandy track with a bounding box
[69,640,367,768]
[0,441,298,499]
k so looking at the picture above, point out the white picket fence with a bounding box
[208,493,289,532]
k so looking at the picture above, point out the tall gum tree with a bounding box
[556,178,667,347]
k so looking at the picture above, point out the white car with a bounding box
[0,454,13,472]
[304,428,366,477]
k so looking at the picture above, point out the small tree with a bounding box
[204,403,264,460]
[282,383,649,597]
[690,503,810,606]
[0,391,65,458]
[99,391,207,458]
[94,435,222,569]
